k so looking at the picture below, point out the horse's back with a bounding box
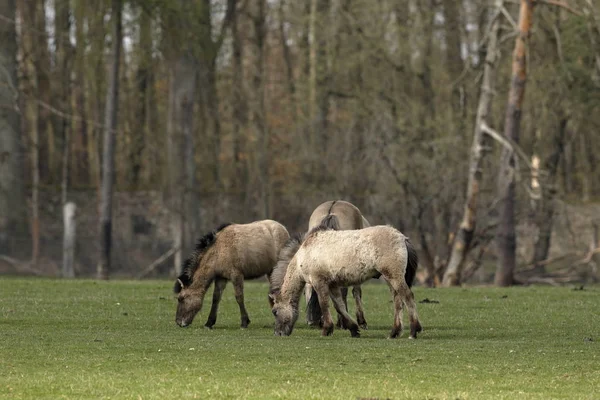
[298,226,407,283]
[308,200,368,230]
[215,219,289,279]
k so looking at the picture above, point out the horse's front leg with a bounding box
[330,286,360,338]
[231,273,250,328]
[312,282,334,336]
[352,285,368,330]
[205,277,227,329]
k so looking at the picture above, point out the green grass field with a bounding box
[1,278,598,399]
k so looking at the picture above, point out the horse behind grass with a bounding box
[174,220,290,329]
[270,223,422,338]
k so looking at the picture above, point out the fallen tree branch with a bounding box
[0,255,45,276]
[137,246,178,279]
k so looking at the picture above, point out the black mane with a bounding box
[174,222,232,293]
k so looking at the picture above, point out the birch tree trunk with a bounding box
[495,0,535,287]
[0,0,27,255]
[97,0,122,280]
[62,202,76,278]
[443,1,504,286]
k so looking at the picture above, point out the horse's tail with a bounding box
[306,287,322,327]
[319,214,341,230]
[405,237,419,288]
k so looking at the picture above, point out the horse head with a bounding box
[174,274,204,327]
[269,290,299,336]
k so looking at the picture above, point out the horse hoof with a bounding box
[204,324,214,330]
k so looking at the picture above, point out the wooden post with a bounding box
[62,202,76,278]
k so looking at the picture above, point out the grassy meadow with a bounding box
[0,278,598,399]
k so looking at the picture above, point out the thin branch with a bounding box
[552,23,574,82]
[539,0,583,16]
[481,122,534,171]
[501,6,519,31]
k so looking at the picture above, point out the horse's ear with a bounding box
[268,290,280,302]
[174,278,185,293]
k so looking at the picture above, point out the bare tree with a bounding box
[97,0,122,280]
[443,1,504,286]
[495,0,535,287]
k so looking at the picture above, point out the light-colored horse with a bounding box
[174,220,289,329]
[270,200,371,329]
[305,200,370,328]
[269,224,422,338]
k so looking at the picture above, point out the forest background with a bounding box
[0,0,599,287]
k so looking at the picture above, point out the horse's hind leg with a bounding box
[330,286,360,338]
[205,277,227,329]
[231,273,251,328]
[352,285,368,330]
[400,283,422,339]
[388,282,405,339]
[335,287,350,329]
[312,282,334,336]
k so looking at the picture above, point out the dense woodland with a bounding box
[0,0,599,285]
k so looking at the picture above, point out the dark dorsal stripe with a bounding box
[327,200,337,215]
[174,222,232,293]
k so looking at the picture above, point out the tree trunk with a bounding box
[252,0,270,219]
[97,0,122,280]
[20,0,41,266]
[0,0,27,255]
[129,8,152,188]
[55,0,72,206]
[442,0,465,114]
[231,5,249,213]
[495,0,535,287]
[443,1,504,287]
[72,1,89,188]
[531,117,568,271]
[279,0,297,120]
[62,202,76,278]
[166,68,184,276]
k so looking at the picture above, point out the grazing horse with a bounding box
[174,220,290,329]
[269,223,422,338]
[271,200,370,329]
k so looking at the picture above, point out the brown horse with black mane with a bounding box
[174,220,289,329]
[270,222,422,338]
[270,200,371,329]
